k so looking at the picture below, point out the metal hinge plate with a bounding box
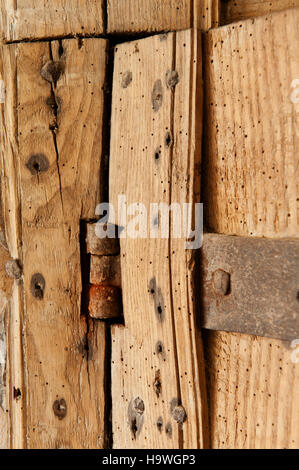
[200,234,299,341]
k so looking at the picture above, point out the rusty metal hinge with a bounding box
[86,223,123,321]
[200,234,299,342]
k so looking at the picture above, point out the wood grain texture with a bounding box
[107,0,219,33]
[0,38,108,448]
[0,172,18,448]
[202,8,299,449]
[0,44,25,449]
[109,30,208,449]
[0,0,104,42]
[221,0,299,25]
[203,331,299,448]
[204,7,299,238]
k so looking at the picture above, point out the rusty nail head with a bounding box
[171,405,187,424]
[53,398,67,419]
[5,259,22,279]
[26,154,49,175]
[132,397,144,415]
[212,269,230,296]
[30,273,46,299]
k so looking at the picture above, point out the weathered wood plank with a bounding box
[0,38,108,448]
[0,43,25,449]
[202,8,299,449]
[107,0,219,33]
[110,30,208,449]
[204,7,299,238]
[0,179,13,449]
[221,0,299,25]
[203,331,299,448]
[0,0,104,42]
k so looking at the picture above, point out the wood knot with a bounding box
[153,370,162,397]
[165,422,172,438]
[5,259,22,279]
[155,341,165,358]
[157,416,163,431]
[165,131,173,148]
[46,94,62,114]
[149,278,164,322]
[212,269,230,296]
[26,154,49,175]
[128,397,144,439]
[152,79,163,112]
[41,60,65,86]
[53,398,67,420]
[30,273,45,299]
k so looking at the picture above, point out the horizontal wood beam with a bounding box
[0,0,104,42]
[220,0,299,25]
[107,0,220,33]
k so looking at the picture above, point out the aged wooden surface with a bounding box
[202,8,299,448]
[0,0,104,42]
[109,30,208,449]
[203,331,299,448]
[221,0,299,24]
[200,234,299,341]
[107,0,219,33]
[204,7,299,238]
[0,38,108,448]
[0,44,25,449]
[0,203,10,448]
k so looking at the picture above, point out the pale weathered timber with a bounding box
[107,0,219,33]
[0,177,14,449]
[203,331,299,448]
[109,30,208,449]
[0,0,104,42]
[200,234,299,341]
[0,38,108,448]
[204,7,299,238]
[221,0,299,24]
[0,44,26,449]
[202,8,299,449]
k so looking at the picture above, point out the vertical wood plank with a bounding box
[203,331,299,448]
[203,8,299,448]
[204,8,299,238]
[1,38,108,448]
[110,30,208,449]
[0,0,104,42]
[0,43,26,449]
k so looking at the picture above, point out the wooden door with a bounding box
[0,0,298,449]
